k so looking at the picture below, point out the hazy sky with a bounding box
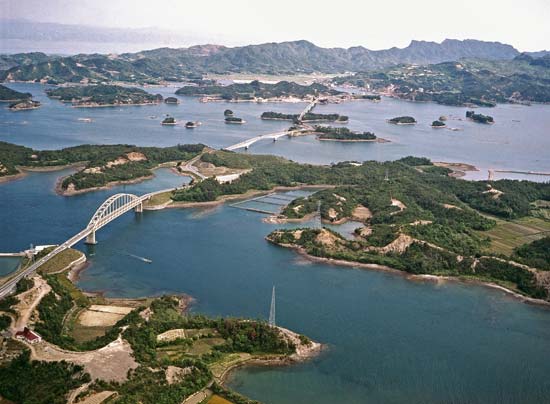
[2,0,549,51]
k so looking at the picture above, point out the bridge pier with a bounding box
[85,230,97,245]
[135,202,143,213]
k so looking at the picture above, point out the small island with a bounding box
[9,100,41,111]
[431,120,446,128]
[314,126,380,142]
[164,96,180,104]
[185,121,201,128]
[224,109,234,116]
[46,85,163,107]
[261,111,348,123]
[225,116,245,124]
[161,116,177,125]
[466,110,494,124]
[388,116,417,125]
[358,94,381,101]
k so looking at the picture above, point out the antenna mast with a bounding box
[269,286,276,327]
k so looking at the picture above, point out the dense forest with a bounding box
[0,350,90,404]
[46,85,163,106]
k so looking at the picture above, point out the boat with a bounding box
[77,117,92,123]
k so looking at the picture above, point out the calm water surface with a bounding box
[1,83,550,403]
[2,83,550,179]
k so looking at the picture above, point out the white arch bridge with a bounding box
[0,191,163,298]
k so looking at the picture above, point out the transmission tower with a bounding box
[317,200,322,229]
[268,286,276,327]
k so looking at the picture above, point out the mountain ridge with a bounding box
[0,38,544,84]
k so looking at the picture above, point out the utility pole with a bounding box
[269,286,276,327]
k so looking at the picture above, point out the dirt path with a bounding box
[11,275,51,332]
[182,388,211,404]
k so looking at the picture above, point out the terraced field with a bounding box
[480,216,550,255]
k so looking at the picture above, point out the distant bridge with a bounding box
[224,98,318,151]
[0,191,163,298]
[224,131,291,151]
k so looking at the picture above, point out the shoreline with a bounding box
[269,242,550,308]
[217,327,324,386]
[55,174,155,196]
[69,101,162,108]
[317,137,390,143]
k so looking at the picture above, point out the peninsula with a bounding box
[0,84,32,102]
[0,142,205,194]
[0,248,318,404]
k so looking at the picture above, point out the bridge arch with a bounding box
[86,193,143,243]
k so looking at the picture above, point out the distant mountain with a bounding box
[0,19,223,54]
[525,50,550,58]
[0,38,528,84]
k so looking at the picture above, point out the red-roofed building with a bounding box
[15,327,42,344]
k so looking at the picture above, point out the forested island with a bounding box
[388,116,416,125]
[261,111,348,123]
[0,142,205,193]
[313,126,378,141]
[466,111,494,124]
[225,116,245,124]
[164,96,180,104]
[8,99,41,111]
[45,85,163,107]
[431,120,446,128]
[168,150,550,302]
[0,248,318,404]
[176,80,340,101]
[161,116,177,125]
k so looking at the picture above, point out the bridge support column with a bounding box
[135,202,143,213]
[85,230,97,245]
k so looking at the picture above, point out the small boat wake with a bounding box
[123,252,152,263]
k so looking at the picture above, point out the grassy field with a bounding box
[37,248,84,275]
[479,216,550,255]
[71,323,112,343]
[207,395,233,404]
[157,336,225,362]
[187,338,225,356]
[144,190,173,207]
